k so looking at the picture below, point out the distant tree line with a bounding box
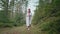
[0,0,28,27]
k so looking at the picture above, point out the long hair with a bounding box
[28,9,31,13]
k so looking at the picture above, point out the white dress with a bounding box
[26,13,32,26]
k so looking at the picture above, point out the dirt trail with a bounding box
[0,25,40,34]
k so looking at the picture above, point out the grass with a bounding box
[0,25,41,34]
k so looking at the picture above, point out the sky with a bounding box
[27,0,39,15]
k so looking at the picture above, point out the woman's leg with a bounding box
[26,17,31,30]
[27,25,31,30]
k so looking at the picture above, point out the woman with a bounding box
[26,9,32,30]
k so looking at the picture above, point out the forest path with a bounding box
[0,25,40,34]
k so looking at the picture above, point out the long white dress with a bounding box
[26,12,32,27]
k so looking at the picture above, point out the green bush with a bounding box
[32,0,60,34]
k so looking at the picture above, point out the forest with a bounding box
[0,0,27,27]
[32,0,60,34]
[0,0,60,34]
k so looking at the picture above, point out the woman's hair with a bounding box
[28,9,31,13]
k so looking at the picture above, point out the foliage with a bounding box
[32,0,60,34]
[0,0,28,28]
